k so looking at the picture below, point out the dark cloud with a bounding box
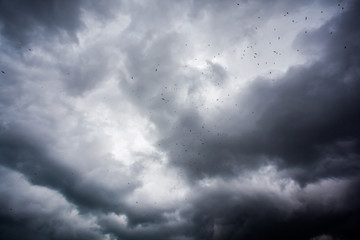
[1,0,359,240]
[153,0,360,185]
[0,123,142,215]
[184,178,360,240]
[0,0,82,45]
[0,0,122,47]
[0,167,103,240]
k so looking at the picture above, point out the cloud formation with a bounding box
[0,0,359,239]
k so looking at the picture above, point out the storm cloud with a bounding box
[1,0,359,239]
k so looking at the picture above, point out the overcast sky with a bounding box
[0,0,359,239]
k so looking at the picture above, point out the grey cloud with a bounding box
[0,124,141,214]
[1,0,359,240]
[0,122,178,238]
[100,217,191,240]
[178,177,360,240]
[0,0,122,47]
[0,0,82,45]
[150,0,360,185]
[0,167,103,240]
[58,43,117,96]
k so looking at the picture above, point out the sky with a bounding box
[0,0,359,239]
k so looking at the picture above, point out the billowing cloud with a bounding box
[0,0,359,239]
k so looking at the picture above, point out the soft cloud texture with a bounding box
[0,0,359,239]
